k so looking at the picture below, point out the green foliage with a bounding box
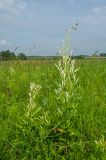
[0,59,106,159]
[0,50,27,61]
[100,53,106,57]
[17,53,27,60]
[0,50,16,60]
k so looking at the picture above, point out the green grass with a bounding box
[0,59,106,160]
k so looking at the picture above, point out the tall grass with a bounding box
[0,29,106,159]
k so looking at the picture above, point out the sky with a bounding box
[0,0,106,56]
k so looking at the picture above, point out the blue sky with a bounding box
[0,0,106,55]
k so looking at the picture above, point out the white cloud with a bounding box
[92,7,101,13]
[92,5,106,13]
[0,39,7,46]
[0,0,27,16]
[82,5,106,26]
[82,14,100,26]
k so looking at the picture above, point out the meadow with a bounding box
[0,58,106,160]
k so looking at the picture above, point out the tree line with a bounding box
[0,50,106,61]
[0,50,27,61]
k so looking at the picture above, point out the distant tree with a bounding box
[0,50,16,60]
[100,53,106,57]
[74,55,85,59]
[17,53,27,60]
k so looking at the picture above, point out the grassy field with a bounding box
[0,59,106,160]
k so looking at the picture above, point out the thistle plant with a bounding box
[27,82,41,116]
[55,24,79,106]
[51,24,80,141]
